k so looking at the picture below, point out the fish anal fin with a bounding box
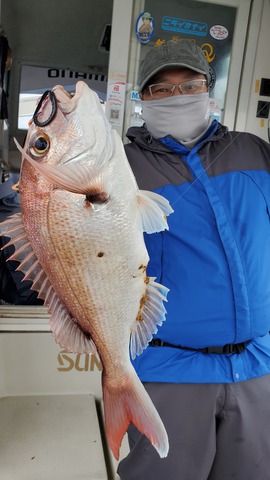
[130,277,169,359]
[103,367,169,460]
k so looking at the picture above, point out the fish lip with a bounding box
[52,81,86,114]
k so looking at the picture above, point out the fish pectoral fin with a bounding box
[47,289,97,355]
[130,277,169,359]
[14,138,107,197]
[136,190,173,234]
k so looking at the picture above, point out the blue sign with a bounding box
[162,16,208,37]
[130,91,140,100]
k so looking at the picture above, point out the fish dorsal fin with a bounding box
[1,213,39,268]
[130,277,169,359]
[1,214,48,297]
[136,190,174,234]
[0,213,97,355]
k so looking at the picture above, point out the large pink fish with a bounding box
[0,81,173,459]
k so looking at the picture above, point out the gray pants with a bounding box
[117,375,270,480]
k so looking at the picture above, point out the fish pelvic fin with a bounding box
[130,277,169,359]
[136,190,173,234]
[0,213,96,355]
[102,366,169,460]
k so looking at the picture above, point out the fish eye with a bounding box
[29,133,50,157]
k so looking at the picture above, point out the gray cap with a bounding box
[138,39,210,92]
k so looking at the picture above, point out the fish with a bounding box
[0,81,173,460]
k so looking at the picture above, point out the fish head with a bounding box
[21,81,113,174]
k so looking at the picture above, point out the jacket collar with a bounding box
[125,121,228,153]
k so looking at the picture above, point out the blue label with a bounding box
[162,16,207,36]
[131,91,140,100]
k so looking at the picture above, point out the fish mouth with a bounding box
[52,81,86,114]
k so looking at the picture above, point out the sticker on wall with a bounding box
[130,90,140,100]
[136,12,154,44]
[162,16,208,37]
[209,98,222,122]
[210,25,229,40]
[105,71,127,129]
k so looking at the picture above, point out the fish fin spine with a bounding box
[0,213,48,292]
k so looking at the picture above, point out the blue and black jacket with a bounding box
[125,121,270,384]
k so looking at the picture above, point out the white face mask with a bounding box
[141,93,211,143]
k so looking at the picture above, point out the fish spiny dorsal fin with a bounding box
[0,214,54,302]
[0,213,97,355]
[1,214,46,292]
[1,213,37,266]
[136,190,174,234]
[130,277,169,359]
[0,213,21,232]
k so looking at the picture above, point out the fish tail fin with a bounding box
[102,368,169,460]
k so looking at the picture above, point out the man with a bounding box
[117,39,270,480]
